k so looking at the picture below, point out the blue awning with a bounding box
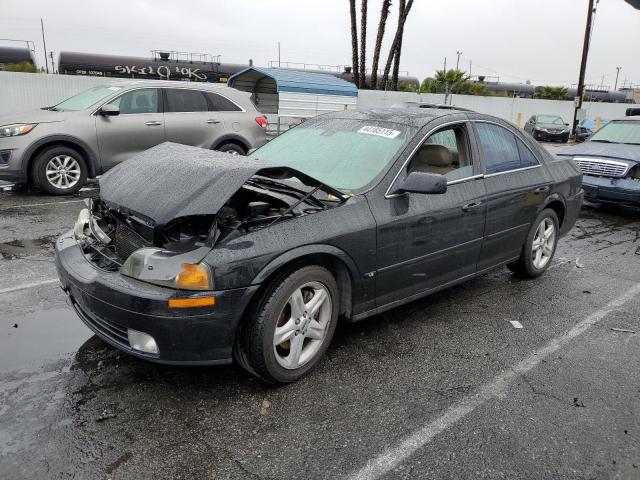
[228,66,358,97]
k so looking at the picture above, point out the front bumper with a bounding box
[0,138,28,182]
[54,231,259,364]
[582,175,640,206]
[534,130,569,141]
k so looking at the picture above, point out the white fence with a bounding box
[0,71,122,113]
[357,90,639,126]
[1,71,638,125]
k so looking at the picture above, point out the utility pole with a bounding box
[455,51,462,71]
[49,51,55,73]
[614,66,621,90]
[278,42,281,68]
[469,60,472,77]
[572,0,595,138]
[40,18,49,73]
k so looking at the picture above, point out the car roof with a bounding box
[391,101,475,112]
[317,108,475,128]
[104,80,236,91]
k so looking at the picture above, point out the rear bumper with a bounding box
[582,175,640,206]
[54,231,259,364]
[559,189,584,237]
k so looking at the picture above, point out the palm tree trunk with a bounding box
[391,28,403,91]
[359,0,368,88]
[380,0,412,90]
[349,0,360,87]
[370,0,392,90]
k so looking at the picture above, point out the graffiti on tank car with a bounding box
[114,64,207,81]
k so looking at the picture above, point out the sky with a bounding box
[2,0,639,89]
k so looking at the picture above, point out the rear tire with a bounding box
[234,265,339,384]
[31,146,87,195]
[507,208,559,278]
[216,143,246,156]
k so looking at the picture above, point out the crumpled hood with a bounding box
[556,141,640,164]
[0,108,74,126]
[99,142,341,226]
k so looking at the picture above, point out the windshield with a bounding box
[250,119,412,192]
[537,115,565,125]
[590,121,640,145]
[53,86,123,111]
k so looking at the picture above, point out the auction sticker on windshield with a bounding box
[358,125,401,139]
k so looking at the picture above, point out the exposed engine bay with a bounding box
[76,178,338,271]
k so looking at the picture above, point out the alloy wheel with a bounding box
[45,155,81,189]
[531,218,556,269]
[273,281,332,370]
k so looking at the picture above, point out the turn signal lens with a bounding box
[168,296,216,308]
[175,263,211,290]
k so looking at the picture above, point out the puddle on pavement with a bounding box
[0,235,58,260]
[1,307,92,372]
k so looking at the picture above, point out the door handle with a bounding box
[145,121,162,126]
[534,186,550,194]
[206,119,221,124]
[462,201,483,212]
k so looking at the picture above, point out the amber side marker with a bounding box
[168,296,216,308]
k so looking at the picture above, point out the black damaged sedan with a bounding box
[55,109,583,383]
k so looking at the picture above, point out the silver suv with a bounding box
[0,81,268,194]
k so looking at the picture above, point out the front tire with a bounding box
[216,143,246,156]
[31,146,87,195]
[508,208,559,278]
[234,266,339,384]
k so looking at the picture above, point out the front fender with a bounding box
[252,243,363,288]
[23,134,99,177]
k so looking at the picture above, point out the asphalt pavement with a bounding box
[1,179,639,479]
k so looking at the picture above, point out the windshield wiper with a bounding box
[590,139,616,143]
[247,177,329,208]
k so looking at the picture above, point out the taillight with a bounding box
[255,116,267,128]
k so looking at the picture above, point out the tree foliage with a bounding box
[534,86,569,100]
[2,62,38,73]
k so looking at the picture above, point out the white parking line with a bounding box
[347,282,640,480]
[0,199,85,209]
[0,278,59,295]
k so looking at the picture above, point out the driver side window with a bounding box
[407,123,473,182]
[106,88,159,115]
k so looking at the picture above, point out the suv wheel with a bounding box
[32,146,87,195]
[216,143,246,156]
[234,265,339,384]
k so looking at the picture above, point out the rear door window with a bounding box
[205,92,242,112]
[475,123,538,174]
[165,89,208,113]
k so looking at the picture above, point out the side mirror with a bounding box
[392,171,447,195]
[564,123,569,126]
[99,104,120,116]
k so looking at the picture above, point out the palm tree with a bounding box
[359,0,368,88]
[434,69,468,93]
[349,0,360,87]
[370,0,392,90]
[380,0,413,90]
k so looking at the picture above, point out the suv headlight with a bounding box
[120,248,213,290]
[0,123,37,137]
[536,127,548,132]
